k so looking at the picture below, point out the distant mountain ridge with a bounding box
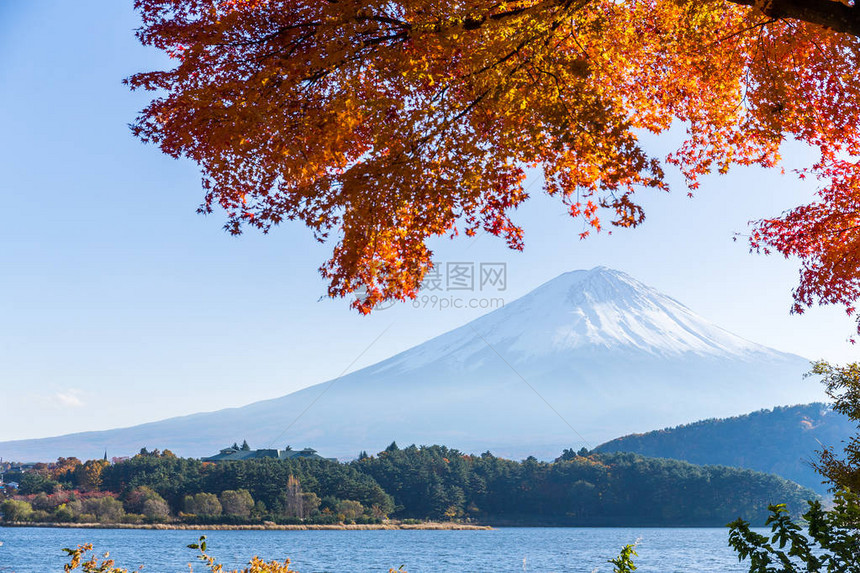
[0,267,825,461]
[595,403,854,493]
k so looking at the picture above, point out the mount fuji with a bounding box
[0,267,824,461]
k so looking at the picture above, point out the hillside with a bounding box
[595,403,855,493]
[0,267,824,462]
[1,446,819,527]
[354,446,818,526]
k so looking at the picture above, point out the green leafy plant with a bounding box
[608,543,638,573]
[727,493,860,573]
[726,361,860,573]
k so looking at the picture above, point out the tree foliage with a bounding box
[728,494,860,572]
[609,543,638,573]
[2,446,812,526]
[727,362,860,572]
[353,445,813,524]
[130,0,860,321]
[77,460,109,492]
[184,492,223,517]
[96,455,394,522]
[13,471,60,495]
[123,486,165,514]
[809,361,860,492]
[220,489,255,518]
[80,497,125,523]
[0,499,33,522]
[142,497,171,521]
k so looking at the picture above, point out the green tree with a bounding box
[0,499,33,522]
[17,472,59,495]
[555,448,579,462]
[220,489,255,518]
[728,494,860,572]
[81,497,125,523]
[123,486,165,514]
[609,544,638,573]
[727,362,860,571]
[302,492,321,518]
[184,493,222,517]
[142,498,170,522]
[336,499,364,521]
[809,361,860,493]
[31,492,54,511]
[129,0,860,323]
[54,504,76,523]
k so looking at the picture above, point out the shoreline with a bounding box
[0,521,491,531]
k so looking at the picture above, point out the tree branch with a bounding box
[727,0,860,37]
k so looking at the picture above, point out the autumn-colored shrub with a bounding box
[61,535,642,573]
[62,536,410,573]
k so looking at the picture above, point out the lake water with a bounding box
[0,527,753,573]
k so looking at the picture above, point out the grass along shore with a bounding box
[0,520,491,530]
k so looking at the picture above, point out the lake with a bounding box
[0,527,752,573]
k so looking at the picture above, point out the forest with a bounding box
[0,444,815,527]
[595,403,854,493]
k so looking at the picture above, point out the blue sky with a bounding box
[0,1,856,443]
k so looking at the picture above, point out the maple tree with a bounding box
[129,0,860,321]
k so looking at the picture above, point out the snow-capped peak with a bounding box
[385,267,790,369]
[0,267,817,462]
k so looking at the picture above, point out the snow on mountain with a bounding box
[0,267,824,462]
[386,267,781,369]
